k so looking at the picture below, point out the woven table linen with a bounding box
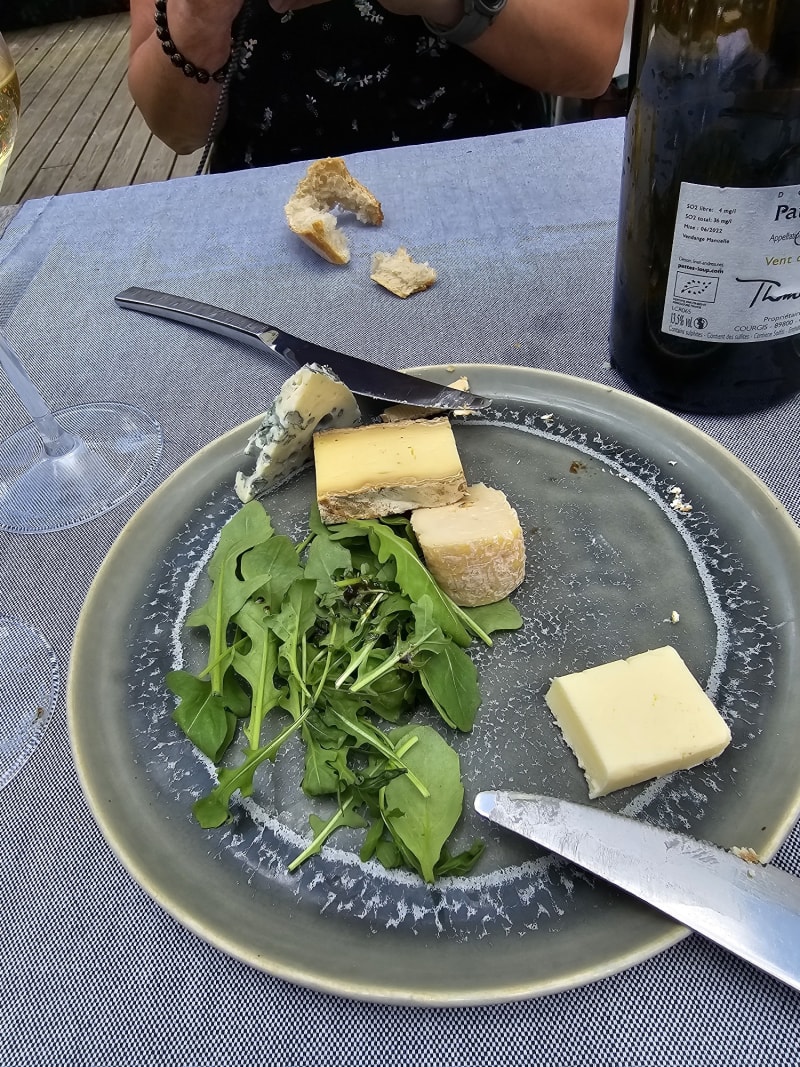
[1,117,798,1066]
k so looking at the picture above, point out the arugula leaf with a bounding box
[193,707,311,828]
[334,519,493,648]
[167,670,236,762]
[434,841,485,878]
[326,705,430,797]
[349,595,447,693]
[239,533,303,607]
[187,501,279,692]
[380,724,466,883]
[303,525,353,596]
[464,599,524,634]
[418,641,481,732]
[265,578,318,696]
[359,817,385,863]
[300,719,356,796]
[231,601,286,753]
[287,794,367,872]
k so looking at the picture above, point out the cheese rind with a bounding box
[410,483,526,606]
[235,364,360,502]
[545,645,731,799]
[313,417,466,523]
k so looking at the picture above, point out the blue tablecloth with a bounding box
[1,118,799,1066]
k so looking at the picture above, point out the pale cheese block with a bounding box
[410,483,526,606]
[545,645,731,799]
[235,364,361,502]
[313,417,466,523]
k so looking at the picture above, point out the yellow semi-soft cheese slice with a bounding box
[410,483,526,607]
[545,645,731,799]
[313,416,466,523]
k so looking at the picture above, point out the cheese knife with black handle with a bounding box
[115,287,490,412]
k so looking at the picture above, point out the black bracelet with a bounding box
[154,0,231,84]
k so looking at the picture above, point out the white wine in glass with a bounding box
[0,31,20,192]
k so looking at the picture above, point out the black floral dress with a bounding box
[210,0,550,170]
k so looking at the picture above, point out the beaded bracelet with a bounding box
[154,0,231,84]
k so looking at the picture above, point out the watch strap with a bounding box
[423,0,506,46]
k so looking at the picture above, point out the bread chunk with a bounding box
[410,483,526,607]
[371,247,437,297]
[545,646,732,799]
[313,417,466,523]
[285,157,383,265]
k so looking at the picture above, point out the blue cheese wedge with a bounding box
[235,364,361,502]
[545,646,731,799]
[410,483,526,606]
[313,417,467,523]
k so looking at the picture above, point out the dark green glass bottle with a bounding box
[610,0,800,413]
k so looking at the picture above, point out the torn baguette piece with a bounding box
[285,157,383,265]
[410,483,526,606]
[313,417,466,523]
[371,247,437,297]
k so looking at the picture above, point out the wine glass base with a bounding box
[0,617,60,791]
[0,403,163,534]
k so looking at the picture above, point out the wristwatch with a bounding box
[423,0,507,46]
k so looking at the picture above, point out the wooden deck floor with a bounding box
[2,13,203,207]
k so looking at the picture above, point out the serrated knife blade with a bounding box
[474,791,800,992]
[115,287,491,411]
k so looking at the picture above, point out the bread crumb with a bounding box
[285,157,383,265]
[371,247,437,298]
[731,846,761,863]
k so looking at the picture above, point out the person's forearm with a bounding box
[466,0,628,99]
[129,0,237,154]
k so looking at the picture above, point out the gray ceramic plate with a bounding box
[68,365,800,1006]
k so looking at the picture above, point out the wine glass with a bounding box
[0,34,59,790]
[0,617,60,790]
[0,31,19,193]
[0,329,163,534]
[0,36,162,786]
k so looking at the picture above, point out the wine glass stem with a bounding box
[0,331,80,458]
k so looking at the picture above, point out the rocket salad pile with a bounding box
[167,499,522,882]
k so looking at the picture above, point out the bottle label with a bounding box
[662,182,800,344]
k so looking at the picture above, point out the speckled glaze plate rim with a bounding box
[67,364,800,1006]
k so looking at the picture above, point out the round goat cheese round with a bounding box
[410,483,526,607]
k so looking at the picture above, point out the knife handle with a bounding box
[115,287,297,367]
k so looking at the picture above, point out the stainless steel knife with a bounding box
[115,287,490,411]
[474,791,800,991]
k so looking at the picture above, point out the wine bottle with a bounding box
[609,0,800,414]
